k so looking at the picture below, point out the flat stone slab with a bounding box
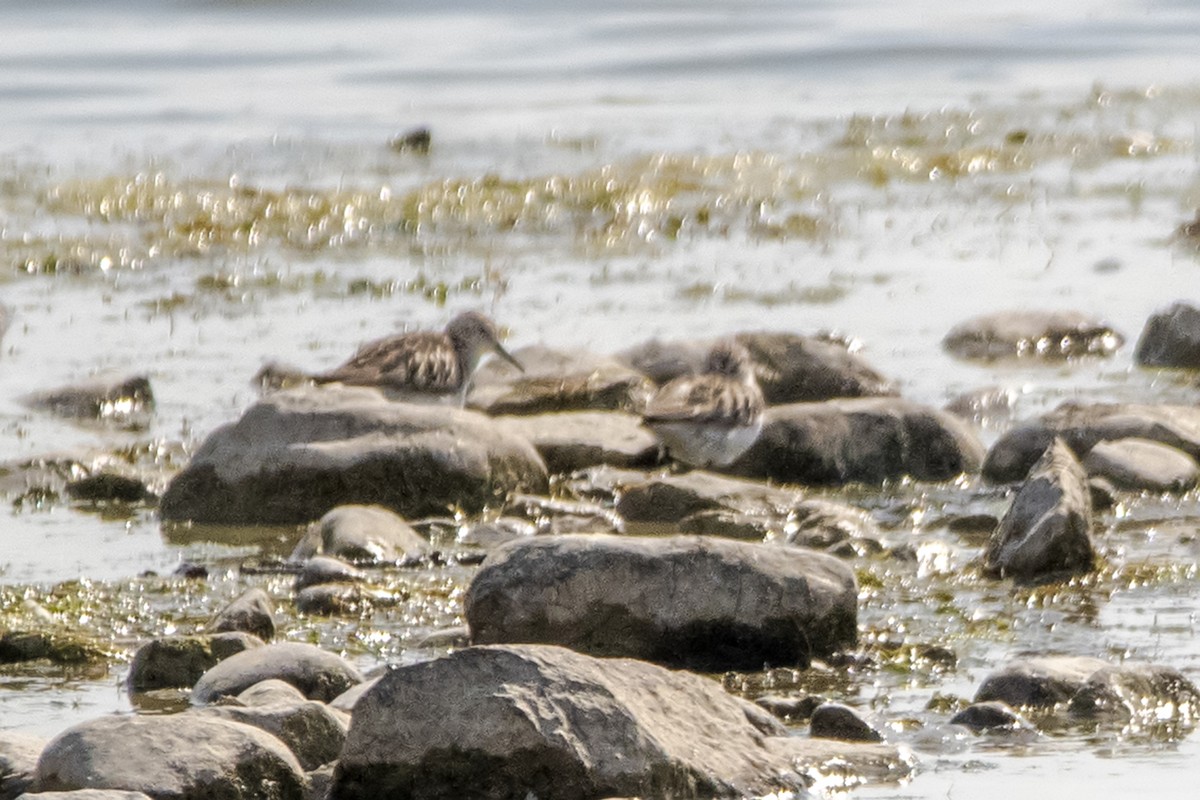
[1080,437,1199,492]
[465,533,857,670]
[160,385,548,524]
[983,402,1200,483]
[494,411,661,473]
[943,310,1123,361]
[331,644,909,799]
[731,397,985,485]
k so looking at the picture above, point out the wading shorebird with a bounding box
[308,311,523,402]
[642,339,765,469]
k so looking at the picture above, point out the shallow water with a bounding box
[2,1,1200,796]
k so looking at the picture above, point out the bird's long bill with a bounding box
[494,342,525,373]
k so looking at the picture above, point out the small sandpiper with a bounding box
[642,339,765,469]
[312,311,523,402]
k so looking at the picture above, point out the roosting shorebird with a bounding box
[258,311,522,403]
[642,339,765,469]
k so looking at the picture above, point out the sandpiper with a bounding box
[313,311,523,401]
[642,339,765,468]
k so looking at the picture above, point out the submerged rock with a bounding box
[293,556,365,591]
[291,504,429,564]
[943,310,1123,361]
[618,332,897,403]
[191,641,363,705]
[467,346,655,415]
[33,714,305,799]
[1080,437,1199,492]
[465,534,857,670]
[22,374,154,427]
[1134,301,1200,368]
[949,701,1035,733]
[331,644,908,799]
[983,402,1200,483]
[159,385,548,524]
[494,411,661,473]
[983,439,1094,581]
[732,398,985,485]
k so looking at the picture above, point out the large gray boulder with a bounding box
[291,504,429,564]
[465,534,857,670]
[618,332,897,403]
[160,386,548,524]
[943,310,1122,361]
[331,644,909,799]
[467,346,655,415]
[494,411,661,473]
[21,374,154,426]
[731,398,985,485]
[983,439,1094,580]
[983,402,1200,483]
[191,642,363,704]
[1135,301,1200,367]
[33,715,305,799]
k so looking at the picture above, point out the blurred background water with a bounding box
[2,1,1200,796]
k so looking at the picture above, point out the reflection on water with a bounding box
[1,0,1199,796]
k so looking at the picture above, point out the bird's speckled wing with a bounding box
[317,332,463,392]
[643,375,763,426]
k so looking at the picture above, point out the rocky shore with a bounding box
[3,305,1200,799]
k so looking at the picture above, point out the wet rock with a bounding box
[1067,662,1200,722]
[0,630,105,665]
[127,632,263,693]
[949,701,1034,733]
[982,402,1200,483]
[467,346,656,415]
[195,696,348,770]
[414,626,471,650]
[389,125,431,154]
[809,702,884,742]
[159,385,548,524]
[678,509,774,540]
[454,516,537,547]
[237,679,307,707]
[943,385,1019,428]
[1088,476,1117,510]
[614,469,802,523]
[465,534,857,670]
[618,332,897,403]
[295,583,365,616]
[1,731,45,799]
[291,504,429,564]
[22,374,154,427]
[983,439,1095,581]
[732,398,985,485]
[755,694,824,721]
[943,310,1123,361]
[975,656,1111,708]
[331,644,908,799]
[207,588,276,641]
[18,791,153,799]
[64,471,155,504]
[782,499,883,551]
[508,493,625,535]
[191,641,363,704]
[33,714,304,799]
[1080,437,1199,492]
[494,411,661,473]
[1134,301,1200,367]
[294,556,365,591]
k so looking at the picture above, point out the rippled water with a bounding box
[2,1,1200,796]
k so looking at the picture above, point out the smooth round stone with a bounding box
[809,702,883,742]
[1081,437,1200,492]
